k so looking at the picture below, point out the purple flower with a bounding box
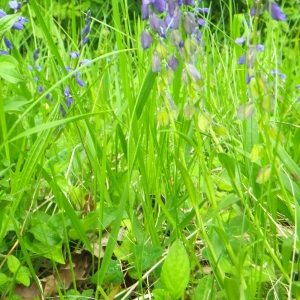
[34,75,39,82]
[0,9,7,18]
[168,0,177,16]
[76,77,85,87]
[4,37,13,50]
[0,50,9,56]
[142,2,149,20]
[197,8,209,13]
[28,65,33,71]
[266,1,286,21]
[66,96,73,109]
[170,29,183,47]
[140,30,153,50]
[166,6,182,29]
[80,59,91,66]
[9,1,21,11]
[183,12,197,34]
[35,65,42,71]
[13,16,29,30]
[256,44,264,52]
[70,51,80,59]
[152,51,161,72]
[64,86,70,97]
[238,55,245,65]
[279,73,286,79]
[153,0,166,13]
[296,84,300,90]
[183,0,195,5]
[149,10,167,38]
[33,48,40,61]
[38,85,44,93]
[82,25,90,37]
[168,55,179,71]
[198,18,205,27]
[235,37,246,45]
[250,5,257,16]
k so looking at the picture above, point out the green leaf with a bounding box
[29,223,62,246]
[91,260,123,284]
[7,255,20,273]
[136,68,157,119]
[0,273,9,285]
[134,244,163,272]
[152,289,168,300]
[224,277,240,299]
[0,56,24,84]
[3,96,28,112]
[160,240,190,299]
[192,276,216,300]
[16,266,30,287]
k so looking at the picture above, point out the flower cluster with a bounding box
[59,10,92,116]
[235,0,287,120]
[140,0,210,125]
[0,1,29,55]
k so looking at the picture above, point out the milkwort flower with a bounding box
[9,1,21,11]
[265,0,286,21]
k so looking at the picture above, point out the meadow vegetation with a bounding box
[0,0,300,299]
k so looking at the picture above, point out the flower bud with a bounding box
[198,110,212,132]
[168,55,179,71]
[157,110,169,125]
[250,144,264,162]
[262,95,275,114]
[156,42,168,59]
[185,63,201,81]
[141,30,153,50]
[152,51,161,72]
[236,102,255,120]
[183,102,195,120]
[256,165,272,184]
[149,10,167,38]
[170,29,183,47]
[168,0,177,16]
[161,67,174,85]
[183,12,197,34]
[184,37,198,57]
[153,0,166,13]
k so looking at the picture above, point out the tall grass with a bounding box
[0,0,300,299]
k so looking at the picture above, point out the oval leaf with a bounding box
[160,240,190,299]
[7,255,21,273]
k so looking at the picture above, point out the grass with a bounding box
[0,0,300,299]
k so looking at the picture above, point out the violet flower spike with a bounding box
[266,1,286,21]
[76,77,85,87]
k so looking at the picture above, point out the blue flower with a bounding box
[70,51,80,58]
[256,44,264,52]
[4,37,13,50]
[13,16,29,30]
[198,18,205,27]
[80,59,91,66]
[235,37,246,45]
[0,50,9,55]
[140,30,153,50]
[38,85,44,93]
[9,1,21,11]
[238,55,245,65]
[0,9,7,18]
[76,77,85,87]
[266,1,286,21]
[33,48,40,61]
[64,86,70,97]
[149,10,167,38]
[153,0,166,13]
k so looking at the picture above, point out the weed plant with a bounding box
[0,0,300,299]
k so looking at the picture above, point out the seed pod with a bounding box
[256,165,272,184]
[152,51,161,72]
[183,12,197,34]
